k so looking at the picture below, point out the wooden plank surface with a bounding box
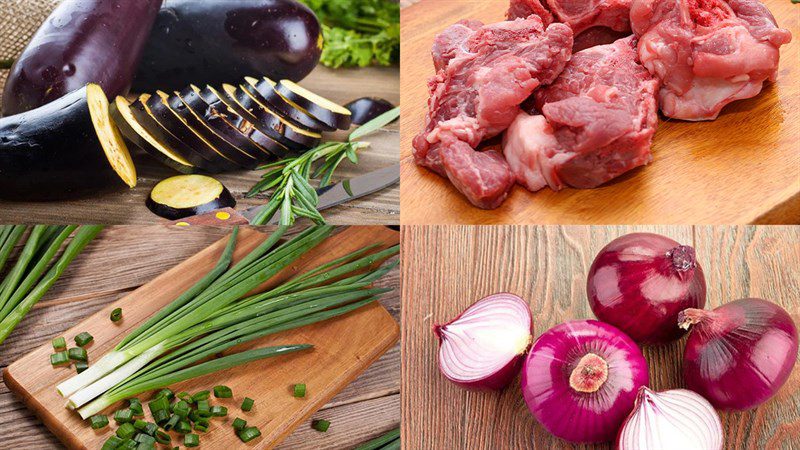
[401,225,800,449]
[0,225,400,449]
[0,65,400,225]
[399,0,800,225]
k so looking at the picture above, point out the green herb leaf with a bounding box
[348,107,399,141]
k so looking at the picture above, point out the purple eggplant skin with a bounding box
[1,0,163,116]
[345,98,397,126]
[133,0,322,93]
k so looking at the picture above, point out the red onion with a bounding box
[587,232,706,344]
[434,293,533,390]
[521,320,649,443]
[680,298,798,410]
[617,387,723,450]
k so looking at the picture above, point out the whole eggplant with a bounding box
[132,0,322,93]
[2,0,163,116]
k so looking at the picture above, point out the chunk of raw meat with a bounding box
[413,17,573,208]
[508,0,632,35]
[631,0,792,120]
[572,26,632,52]
[507,0,554,26]
[431,20,483,72]
[503,37,658,191]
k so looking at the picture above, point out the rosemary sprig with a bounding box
[247,107,399,226]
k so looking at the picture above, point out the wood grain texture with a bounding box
[0,66,400,225]
[401,225,800,449]
[0,225,400,449]
[399,0,800,225]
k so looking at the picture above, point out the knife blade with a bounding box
[242,163,400,224]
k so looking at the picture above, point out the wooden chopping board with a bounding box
[400,0,800,225]
[3,226,400,449]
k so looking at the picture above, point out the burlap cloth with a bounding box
[0,0,59,115]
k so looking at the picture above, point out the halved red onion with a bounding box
[587,232,706,344]
[521,319,649,443]
[434,293,532,390]
[680,298,798,410]
[617,387,723,450]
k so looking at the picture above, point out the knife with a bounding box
[169,164,400,226]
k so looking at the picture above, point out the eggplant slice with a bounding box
[345,97,396,126]
[146,174,236,220]
[0,83,136,200]
[243,76,331,132]
[275,80,352,130]
[111,96,197,174]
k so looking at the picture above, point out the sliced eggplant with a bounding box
[0,84,136,200]
[111,96,196,175]
[275,80,352,130]
[345,97,397,126]
[146,174,236,220]
[244,76,330,132]
[145,94,242,171]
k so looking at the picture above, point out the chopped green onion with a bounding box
[191,390,210,402]
[210,405,227,417]
[89,414,109,429]
[184,433,200,447]
[293,383,306,398]
[133,419,148,431]
[188,409,201,423]
[111,307,123,322]
[74,332,93,347]
[232,417,247,431]
[128,398,143,416]
[153,410,169,425]
[143,422,158,436]
[156,388,174,401]
[68,347,87,362]
[134,433,155,445]
[75,361,89,374]
[155,431,171,445]
[241,397,254,412]
[176,420,192,434]
[238,426,262,443]
[213,385,232,398]
[163,414,180,431]
[196,400,211,417]
[194,419,209,433]
[177,392,193,404]
[114,409,133,424]
[149,395,169,413]
[116,422,136,439]
[121,439,137,450]
[52,336,66,351]
[101,436,125,450]
[50,352,69,366]
[312,419,330,432]
[173,400,190,417]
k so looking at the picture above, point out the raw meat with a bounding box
[508,0,632,35]
[503,37,659,191]
[413,17,573,209]
[572,26,632,52]
[507,0,553,26]
[631,0,792,120]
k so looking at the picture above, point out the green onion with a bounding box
[156,388,174,401]
[196,399,211,417]
[176,420,192,434]
[50,352,69,366]
[232,417,247,431]
[128,398,143,416]
[116,422,136,439]
[241,397,254,412]
[143,422,158,436]
[354,428,400,450]
[75,361,89,374]
[238,426,262,442]
[89,414,109,429]
[134,433,155,445]
[114,409,133,424]
[173,400,190,417]
[184,433,200,447]
[120,439,137,450]
[74,332,93,347]
[111,307,123,322]
[102,436,125,450]
[293,383,306,398]
[133,419,148,431]
[193,419,209,433]
[149,395,169,413]
[155,431,171,445]
[68,347,87,361]
[213,385,232,398]
[210,405,227,417]
[191,390,210,402]
[52,336,66,351]
[163,414,180,431]
[177,392,193,404]
[312,419,330,432]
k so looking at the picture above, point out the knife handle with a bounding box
[167,208,250,227]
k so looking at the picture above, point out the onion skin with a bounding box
[681,298,798,410]
[434,293,533,390]
[587,232,706,344]
[616,387,723,450]
[521,320,649,443]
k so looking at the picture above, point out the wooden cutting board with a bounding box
[3,226,400,450]
[400,0,800,225]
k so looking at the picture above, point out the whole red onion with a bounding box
[680,298,798,410]
[434,293,533,390]
[521,320,649,443]
[617,387,723,450]
[587,233,706,344]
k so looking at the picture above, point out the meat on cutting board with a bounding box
[631,0,792,121]
[503,36,659,192]
[507,0,632,35]
[413,16,573,209]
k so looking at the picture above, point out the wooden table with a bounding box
[0,226,400,449]
[399,0,800,225]
[0,65,400,225]
[401,225,800,449]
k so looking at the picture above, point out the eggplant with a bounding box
[110,96,196,175]
[133,0,322,93]
[244,77,330,132]
[275,80,352,130]
[345,97,397,125]
[146,174,236,220]
[2,0,162,115]
[0,84,136,200]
